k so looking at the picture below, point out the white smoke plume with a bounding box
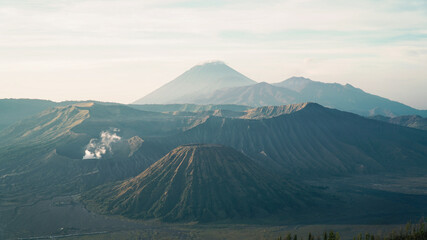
[82,130,121,160]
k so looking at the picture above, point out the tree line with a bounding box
[277,219,427,240]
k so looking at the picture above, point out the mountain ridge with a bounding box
[133,63,426,116]
[241,102,320,119]
[274,77,427,117]
[168,103,427,176]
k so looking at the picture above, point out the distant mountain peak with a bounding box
[252,82,274,89]
[133,61,256,104]
[198,60,226,66]
[285,76,314,82]
[274,77,314,92]
[256,81,271,86]
[189,61,240,74]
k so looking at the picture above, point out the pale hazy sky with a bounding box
[1,0,426,109]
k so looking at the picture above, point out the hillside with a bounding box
[83,144,321,222]
[1,101,427,236]
[0,103,180,200]
[197,82,300,107]
[0,99,57,130]
[0,102,91,145]
[0,99,131,132]
[0,102,197,147]
[0,102,253,201]
[170,103,427,176]
[2,102,426,185]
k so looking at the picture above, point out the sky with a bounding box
[0,0,426,109]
